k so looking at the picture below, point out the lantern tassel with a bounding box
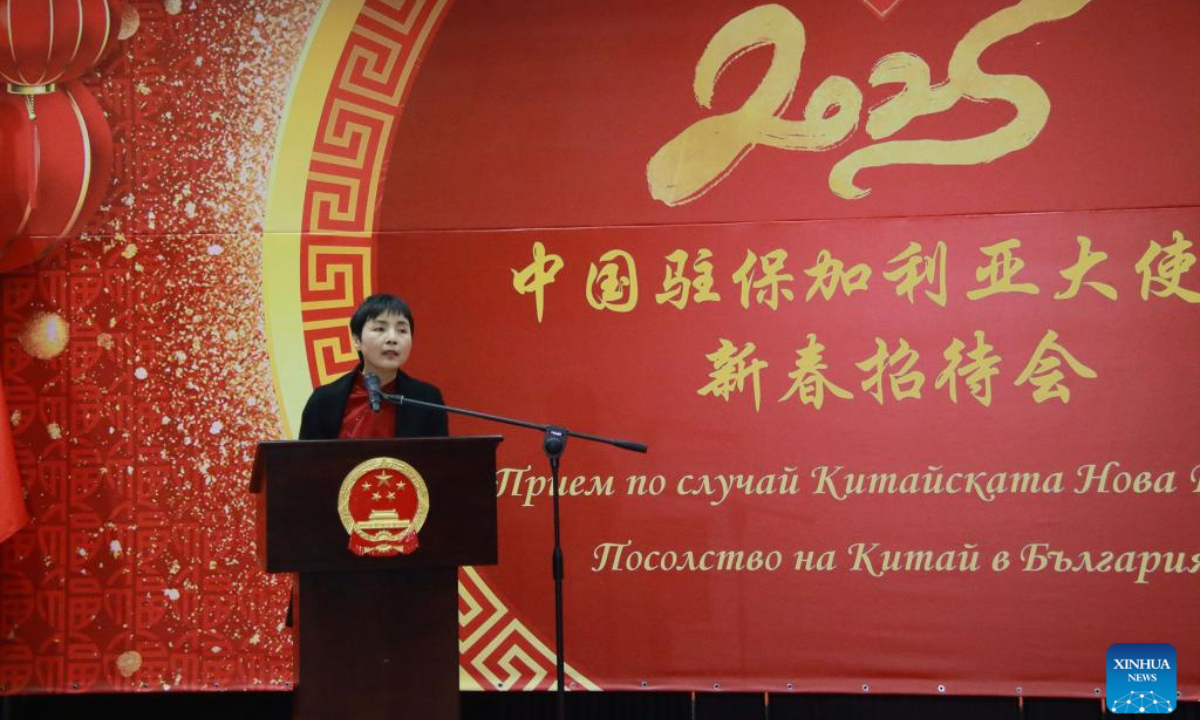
[24,96,40,211]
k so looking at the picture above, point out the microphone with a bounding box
[363,372,383,413]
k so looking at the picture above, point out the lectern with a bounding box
[250,436,502,720]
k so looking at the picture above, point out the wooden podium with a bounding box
[250,436,502,720]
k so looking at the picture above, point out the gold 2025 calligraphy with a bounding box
[647,0,1093,204]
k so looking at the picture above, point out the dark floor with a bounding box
[2,692,1197,720]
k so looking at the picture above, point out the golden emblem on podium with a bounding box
[338,457,429,556]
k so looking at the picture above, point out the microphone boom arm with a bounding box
[378,391,648,454]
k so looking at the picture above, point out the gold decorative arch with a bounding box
[261,0,597,692]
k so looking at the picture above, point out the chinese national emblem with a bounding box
[338,457,429,556]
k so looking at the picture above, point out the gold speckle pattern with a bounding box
[18,312,70,360]
[119,5,141,40]
[0,0,322,692]
[116,651,143,678]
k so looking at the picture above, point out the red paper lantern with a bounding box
[0,0,124,94]
[0,81,112,273]
[0,1,122,273]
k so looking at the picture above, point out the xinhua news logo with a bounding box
[1107,643,1176,714]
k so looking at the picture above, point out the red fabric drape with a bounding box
[0,373,28,542]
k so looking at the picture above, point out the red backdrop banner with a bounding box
[376,0,1200,696]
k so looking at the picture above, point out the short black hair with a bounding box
[349,294,414,340]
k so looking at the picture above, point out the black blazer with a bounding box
[297,365,449,439]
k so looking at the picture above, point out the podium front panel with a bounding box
[253,436,501,573]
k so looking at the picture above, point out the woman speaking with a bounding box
[298,293,449,440]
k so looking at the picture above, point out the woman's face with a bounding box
[353,312,412,379]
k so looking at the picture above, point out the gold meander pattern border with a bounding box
[300,0,447,387]
[459,567,600,691]
[301,240,372,385]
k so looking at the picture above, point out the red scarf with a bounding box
[339,376,398,439]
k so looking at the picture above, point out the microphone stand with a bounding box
[377,389,648,720]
